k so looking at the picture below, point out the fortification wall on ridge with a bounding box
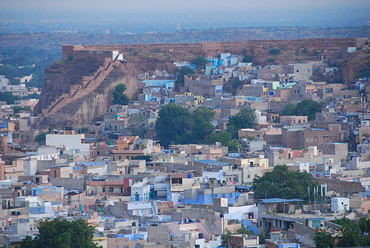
[62,38,359,60]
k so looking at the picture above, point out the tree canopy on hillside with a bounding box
[332,218,370,247]
[155,104,191,148]
[191,56,208,69]
[313,229,334,248]
[283,100,325,121]
[252,165,318,201]
[187,106,215,144]
[112,83,129,105]
[128,113,147,138]
[313,217,370,248]
[0,92,20,104]
[20,219,101,248]
[227,107,258,139]
[155,104,216,148]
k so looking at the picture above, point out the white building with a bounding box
[131,181,150,202]
[331,197,350,213]
[46,134,90,156]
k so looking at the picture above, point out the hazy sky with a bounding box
[2,0,370,11]
[0,0,369,33]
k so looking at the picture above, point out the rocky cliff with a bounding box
[35,47,177,128]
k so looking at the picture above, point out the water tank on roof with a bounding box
[187,173,192,178]
[198,233,204,239]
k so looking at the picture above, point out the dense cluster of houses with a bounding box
[0,49,370,248]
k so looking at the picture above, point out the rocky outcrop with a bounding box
[35,47,177,128]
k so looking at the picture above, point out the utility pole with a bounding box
[265,189,267,199]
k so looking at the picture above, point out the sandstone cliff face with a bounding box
[36,48,177,128]
[35,57,106,113]
[64,74,139,125]
[37,61,140,127]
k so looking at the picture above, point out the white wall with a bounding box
[331,197,349,212]
[46,134,90,155]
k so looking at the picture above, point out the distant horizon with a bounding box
[1,25,369,37]
[0,2,369,34]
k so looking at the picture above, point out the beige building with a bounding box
[170,173,201,192]
[280,116,308,126]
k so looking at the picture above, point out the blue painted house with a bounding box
[183,185,240,205]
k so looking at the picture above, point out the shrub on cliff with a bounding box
[191,56,208,69]
[113,84,129,105]
[269,48,281,55]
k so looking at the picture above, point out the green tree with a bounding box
[221,229,232,247]
[24,93,40,99]
[313,229,334,248]
[252,165,319,201]
[220,225,253,247]
[176,67,194,89]
[188,106,215,143]
[227,107,257,139]
[282,100,325,121]
[128,113,147,138]
[266,58,276,64]
[35,132,47,145]
[259,233,270,244]
[208,130,233,146]
[77,128,89,134]
[333,217,370,247]
[208,130,240,153]
[359,217,370,233]
[132,155,152,162]
[242,55,253,63]
[227,139,241,153]
[20,219,101,248]
[230,78,242,89]
[0,92,20,104]
[19,236,36,248]
[269,48,281,55]
[282,103,296,116]
[0,64,20,82]
[155,105,218,147]
[295,100,325,120]
[13,106,31,114]
[236,224,253,235]
[112,84,129,105]
[27,74,43,89]
[191,56,208,69]
[155,104,191,148]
